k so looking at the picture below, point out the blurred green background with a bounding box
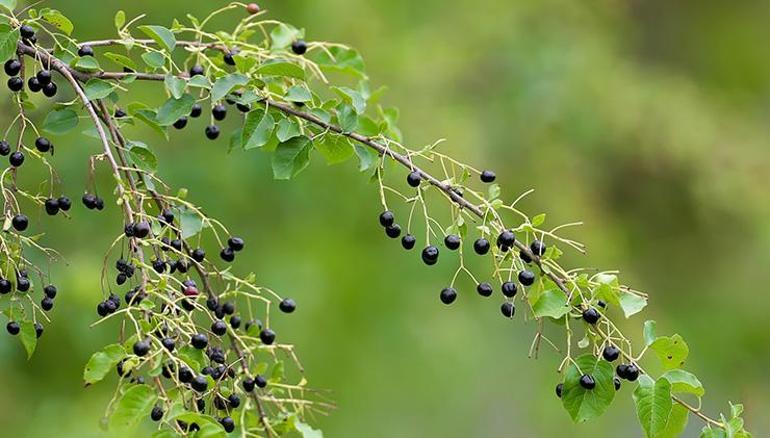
[1,0,769,436]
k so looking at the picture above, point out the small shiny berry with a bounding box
[518,270,535,286]
[20,25,35,40]
[27,77,41,92]
[133,221,151,238]
[497,230,516,248]
[133,340,151,357]
[224,52,237,66]
[476,282,493,297]
[191,375,208,392]
[579,374,596,390]
[43,285,57,298]
[173,117,188,129]
[191,248,205,262]
[385,224,401,238]
[246,3,261,14]
[7,77,23,92]
[379,211,394,227]
[501,302,515,318]
[151,406,163,422]
[162,337,176,352]
[189,65,204,77]
[614,377,621,391]
[78,45,95,57]
[205,125,220,140]
[42,82,57,97]
[220,247,235,262]
[212,104,227,121]
[4,59,21,76]
[480,170,496,183]
[35,322,43,338]
[152,259,166,273]
[44,198,59,215]
[41,297,54,311]
[444,235,461,250]
[255,374,268,388]
[0,140,10,156]
[602,345,620,362]
[228,237,245,251]
[115,108,127,118]
[259,328,276,345]
[36,70,52,85]
[291,40,308,55]
[393,234,413,251]
[190,103,202,118]
[625,364,640,381]
[243,377,256,392]
[191,333,208,349]
[220,416,235,433]
[473,238,490,255]
[501,281,517,297]
[530,240,546,257]
[582,308,601,324]
[211,320,228,336]
[222,302,235,315]
[7,321,20,335]
[178,366,194,383]
[556,383,563,398]
[279,298,296,313]
[12,214,28,231]
[0,279,11,294]
[230,316,241,329]
[421,245,439,265]
[406,171,421,187]
[16,277,30,292]
[57,196,71,211]
[440,287,457,305]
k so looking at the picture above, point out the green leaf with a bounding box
[644,320,657,346]
[659,404,689,438]
[84,79,115,100]
[211,74,248,103]
[336,103,358,132]
[42,109,78,135]
[164,75,186,99]
[0,24,20,63]
[276,118,301,142]
[0,0,17,13]
[296,421,323,438]
[273,136,312,180]
[531,213,546,227]
[104,52,136,71]
[40,9,74,35]
[83,344,125,385]
[19,320,37,359]
[175,207,205,239]
[242,108,275,150]
[156,94,194,126]
[619,291,647,318]
[531,289,569,319]
[633,376,673,438]
[114,10,125,30]
[270,23,301,50]
[561,354,615,423]
[311,46,366,78]
[285,85,312,103]
[137,25,176,52]
[256,61,305,80]
[126,141,158,173]
[110,385,158,431]
[141,51,165,69]
[73,56,100,72]
[332,86,366,114]
[662,369,704,397]
[650,334,689,370]
[315,134,353,165]
[353,144,377,172]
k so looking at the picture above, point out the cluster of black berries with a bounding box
[6,319,44,338]
[555,345,638,398]
[3,269,54,337]
[113,257,137,286]
[96,292,127,317]
[44,195,71,216]
[220,236,244,262]
[82,193,105,210]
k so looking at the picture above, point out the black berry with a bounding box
[0,140,10,156]
[227,237,245,251]
[211,320,228,336]
[16,277,30,292]
[27,77,41,92]
[259,328,276,345]
[57,196,71,211]
[191,375,208,392]
[162,337,176,352]
[78,45,94,57]
[379,211,394,227]
[556,383,563,398]
[191,248,205,262]
[7,321,20,335]
[480,170,496,183]
[7,77,23,92]
[401,234,416,250]
[579,374,596,390]
[473,238,490,255]
[189,65,205,77]
[220,247,235,262]
[440,287,457,305]
[501,281,517,297]
[212,104,227,121]
[530,240,546,257]
[220,416,235,433]
[242,377,255,392]
[223,51,237,66]
[582,308,601,324]
[205,125,220,139]
[191,333,208,349]
[190,103,202,118]
[4,59,21,76]
[44,198,59,215]
[497,230,516,248]
[279,298,296,313]
[133,340,151,357]
[44,285,57,298]
[178,366,194,383]
[518,270,535,286]
[0,279,11,294]
[151,406,163,422]
[41,297,54,311]
[444,234,461,250]
[602,345,620,362]
[421,245,439,265]
[255,374,268,388]
[291,40,308,55]
[385,224,401,238]
[406,171,421,187]
[20,25,35,40]
[12,214,28,231]
[173,117,188,129]
[614,377,621,391]
[501,302,515,318]
[476,282,493,297]
[42,82,57,97]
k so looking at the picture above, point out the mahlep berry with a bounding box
[173,117,188,129]
[0,140,10,156]
[220,247,235,262]
[279,298,296,313]
[501,281,517,297]
[476,282,493,297]
[205,125,220,140]
[4,59,21,76]
[41,297,54,311]
[220,416,235,433]
[212,104,227,121]
[57,196,71,211]
[480,170,496,183]
[518,270,535,286]
[579,374,596,390]
[12,214,28,231]
[78,45,94,57]
[440,287,457,305]
[211,320,228,336]
[190,103,202,118]
[7,321,20,335]
[555,383,563,398]
[530,240,546,257]
[7,77,23,92]
[9,151,24,167]
[191,333,208,349]
[401,234,416,250]
[255,374,268,388]
[133,340,151,357]
[582,308,601,324]
[379,210,394,227]
[291,40,308,55]
[151,406,163,422]
[473,238,490,255]
[602,345,620,362]
[385,224,402,238]
[497,230,516,248]
[259,328,276,345]
[191,375,208,392]
[27,77,41,92]
[406,171,421,187]
[42,82,58,97]
[246,3,261,14]
[444,234,461,250]
[45,198,59,216]
[227,237,245,251]
[421,245,439,265]
[500,302,515,318]
[614,377,621,391]
[189,65,205,77]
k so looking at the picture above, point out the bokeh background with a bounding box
[1,0,769,436]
